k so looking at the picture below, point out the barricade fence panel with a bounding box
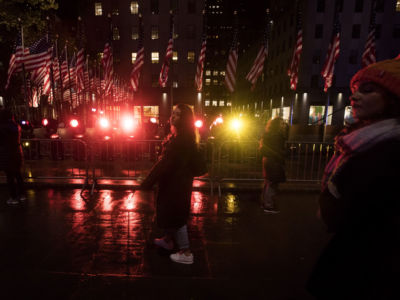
[21,139,89,179]
[15,139,334,184]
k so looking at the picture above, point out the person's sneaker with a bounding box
[170,251,194,265]
[263,207,280,214]
[154,238,174,250]
[7,198,19,205]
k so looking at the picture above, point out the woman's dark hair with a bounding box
[168,103,199,145]
[265,117,284,134]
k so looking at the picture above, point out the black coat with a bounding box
[259,131,286,183]
[0,120,23,172]
[307,139,400,299]
[141,135,198,229]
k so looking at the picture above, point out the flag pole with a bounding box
[65,42,73,111]
[18,19,31,122]
[46,16,58,120]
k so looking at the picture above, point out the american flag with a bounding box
[159,14,174,88]
[63,53,76,89]
[195,35,207,92]
[76,48,85,92]
[225,17,239,93]
[246,14,269,90]
[5,32,25,89]
[288,6,303,90]
[76,20,86,93]
[52,57,60,81]
[362,0,376,67]
[321,8,341,92]
[23,36,52,73]
[130,17,144,92]
[102,42,113,95]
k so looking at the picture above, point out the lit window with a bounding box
[219,101,225,106]
[220,70,226,76]
[187,51,195,63]
[173,81,178,88]
[227,102,232,107]
[132,27,139,40]
[131,52,137,63]
[397,0,400,11]
[173,51,178,61]
[205,70,211,76]
[205,100,210,106]
[213,70,219,76]
[113,27,120,40]
[205,78,211,85]
[130,1,139,14]
[112,8,119,15]
[95,3,102,16]
[98,52,103,60]
[212,100,218,106]
[151,26,159,39]
[151,52,159,63]
[213,79,218,85]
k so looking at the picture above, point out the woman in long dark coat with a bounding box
[140,103,202,265]
[307,57,400,299]
[259,117,287,213]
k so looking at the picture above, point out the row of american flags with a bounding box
[6,2,377,108]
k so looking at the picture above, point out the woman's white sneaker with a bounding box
[170,252,194,264]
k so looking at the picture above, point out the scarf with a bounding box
[321,118,400,198]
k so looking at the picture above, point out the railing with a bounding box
[3,139,335,195]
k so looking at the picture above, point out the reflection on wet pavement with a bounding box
[0,187,325,299]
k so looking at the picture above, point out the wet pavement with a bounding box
[0,186,328,299]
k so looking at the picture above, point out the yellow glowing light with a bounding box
[24,142,30,147]
[230,118,242,131]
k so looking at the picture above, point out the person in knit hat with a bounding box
[307,56,400,299]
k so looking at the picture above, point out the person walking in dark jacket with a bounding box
[0,109,26,205]
[259,117,287,213]
[140,103,203,265]
[307,56,400,299]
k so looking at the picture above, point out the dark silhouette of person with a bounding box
[0,109,26,205]
[307,57,400,299]
[259,117,287,213]
[140,103,205,265]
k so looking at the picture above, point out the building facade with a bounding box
[248,0,400,127]
[82,0,205,124]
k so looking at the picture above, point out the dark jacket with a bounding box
[141,135,198,229]
[0,120,23,172]
[259,131,286,183]
[307,139,400,299]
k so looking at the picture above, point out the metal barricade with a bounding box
[88,139,214,194]
[286,141,335,182]
[20,138,90,192]
[210,140,335,195]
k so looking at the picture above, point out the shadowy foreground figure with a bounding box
[307,56,400,299]
[0,109,26,205]
[140,103,206,265]
[259,117,287,214]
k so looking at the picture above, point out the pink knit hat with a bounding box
[350,54,400,98]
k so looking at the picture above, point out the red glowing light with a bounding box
[70,119,79,128]
[104,136,111,140]
[99,118,109,129]
[50,134,59,139]
[42,118,48,126]
[121,116,135,132]
[91,108,97,112]
[195,120,203,128]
